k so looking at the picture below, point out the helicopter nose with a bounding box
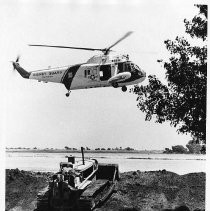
[139,68,146,78]
[142,69,146,77]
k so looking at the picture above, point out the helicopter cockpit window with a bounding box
[117,62,125,73]
[130,63,139,73]
[130,63,135,72]
[125,62,132,72]
[135,64,140,71]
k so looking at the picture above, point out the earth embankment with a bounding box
[5,169,205,211]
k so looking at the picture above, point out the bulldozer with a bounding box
[36,148,119,211]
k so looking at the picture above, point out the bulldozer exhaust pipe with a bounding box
[81,147,85,165]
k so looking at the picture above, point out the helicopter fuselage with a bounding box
[13,32,146,96]
[29,54,145,89]
[13,53,146,95]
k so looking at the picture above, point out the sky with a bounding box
[1,0,208,150]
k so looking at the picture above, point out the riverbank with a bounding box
[5,169,205,211]
[6,149,163,154]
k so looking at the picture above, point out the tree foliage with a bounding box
[172,145,188,154]
[132,5,207,143]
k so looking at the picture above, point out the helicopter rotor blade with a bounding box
[29,44,103,52]
[104,31,133,54]
[29,31,133,55]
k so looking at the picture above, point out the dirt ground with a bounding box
[100,170,205,211]
[5,169,53,211]
[5,169,205,211]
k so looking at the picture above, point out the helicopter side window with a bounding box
[84,69,91,78]
[117,62,125,73]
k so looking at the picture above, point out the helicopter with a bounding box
[12,31,146,97]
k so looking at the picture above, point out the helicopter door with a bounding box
[100,65,112,81]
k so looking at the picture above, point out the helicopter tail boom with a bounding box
[12,62,30,79]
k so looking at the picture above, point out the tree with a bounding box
[163,148,172,154]
[132,5,207,144]
[200,145,206,154]
[186,142,202,154]
[172,145,188,154]
[125,147,134,151]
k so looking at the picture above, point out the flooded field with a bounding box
[6,152,205,175]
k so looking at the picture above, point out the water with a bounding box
[6,152,206,175]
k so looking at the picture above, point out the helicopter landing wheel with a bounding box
[66,90,71,97]
[122,86,127,92]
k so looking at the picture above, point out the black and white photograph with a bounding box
[1,0,207,210]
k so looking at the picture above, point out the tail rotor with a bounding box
[11,55,20,71]
[15,55,20,63]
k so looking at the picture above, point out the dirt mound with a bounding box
[5,169,205,211]
[100,170,205,211]
[6,169,53,211]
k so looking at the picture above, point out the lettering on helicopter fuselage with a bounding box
[33,70,62,77]
[33,72,47,77]
[48,70,63,75]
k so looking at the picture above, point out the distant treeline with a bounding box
[164,142,206,154]
[6,146,136,151]
[64,146,135,151]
